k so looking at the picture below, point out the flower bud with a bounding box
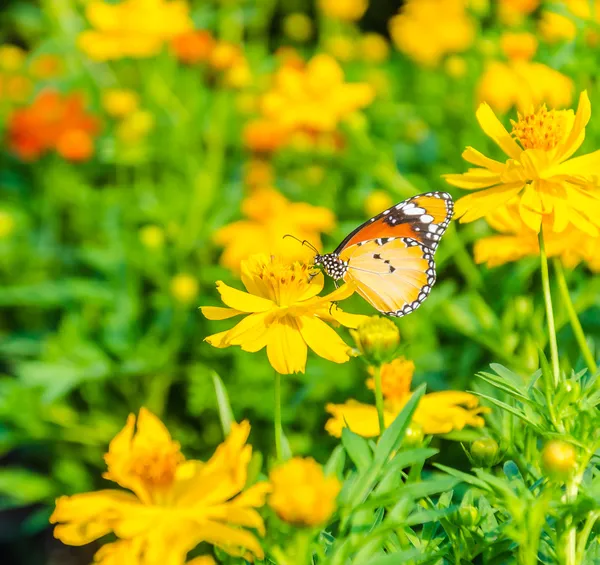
[470,437,499,467]
[350,316,400,364]
[139,225,165,250]
[541,440,577,480]
[458,505,479,528]
[403,422,424,448]
[170,273,199,304]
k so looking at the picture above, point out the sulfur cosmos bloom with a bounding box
[389,0,475,67]
[325,357,488,437]
[50,409,270,564]
[214,187,335,274]
[78,0,192,61]
[474,201,600,272]
[444,91,600,235]
[201,254,367,375]
[269,457,341,527]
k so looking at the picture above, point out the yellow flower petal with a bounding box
[444,169,502,190]
[298,315,353,364]
[215,281,274,312]
[266,317,308,374]
[325,400,395,437]
[476,103,522,160]
[221,311,272,348]
[330,308,370,329]
[201,306,242,320]
[455,184,523,222]
[462,146,506,172]
[200,521,265,560]
[204,329,231,348]
[544,148,600,178]
[556,90,591,163]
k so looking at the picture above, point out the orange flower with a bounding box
[7,90,100,161]
[243,119,290,153]
[171,30,215,64]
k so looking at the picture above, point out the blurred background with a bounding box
[2,0,600,563]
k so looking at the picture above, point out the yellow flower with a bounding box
[201,254,366,374]
[476,60,573,115]
[389,0,475,66]
[0,45,26,71]
[269,457,341,527]
[539,10,577,43]
[500,32,538,61]
[366,357,414,399]
[318,0,368,21]
[78,0,192,61]
[170,273,199,303]
[445,55,467,78]
[350,316,400,364]
[444,91,600,234]
[243,158,273,188]
[50,409,270,563]
[102,88,140,118]
[359,33,390,64]
[259,54,374,135]
[116,110,155,143]
[214,187,335,273]
[0,210,16,238]
[325,357,488,437]
[498,0,539,25]
[473,202,600,271]
[139,225,165,249]
[282,13,314,42]
[324,36,356,62]
[364,190,393,218]
[186,557,217,565]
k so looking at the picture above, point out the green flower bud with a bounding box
[350,316,400,364]
[470,438,499,467]
[403,422,424,448]
[541,440,577,480]
[458,505,479,528]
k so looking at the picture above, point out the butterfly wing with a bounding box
[334,191,453,317]
[340,237,435,316]
[334,191,453,254]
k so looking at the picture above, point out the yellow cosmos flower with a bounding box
[539,10,577,43]
[477,60,573,115]
[444,91,600,234]
[364,190,393,219]
[325,357,488,437]
[214,187,335,274]
[500,32,538,61]
[260,53,374,134]
[102,88,139,119]
[474,202,600,271]
[269,457,341,527]
[318,0,368,21]
[50,409,270,564]
[78,0,192,61]
[498,0,539,25]
[201,254,366,375]
[389,0,475,66]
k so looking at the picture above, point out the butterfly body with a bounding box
[313,191,453,317]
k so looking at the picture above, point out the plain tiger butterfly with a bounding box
[313,191,453,317]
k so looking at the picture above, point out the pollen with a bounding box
[510,106,569,151]
[128,442,184,489]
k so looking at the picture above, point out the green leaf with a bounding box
[0,468,55,506]
[362,547,440,565]
[433,464,493,492]
[324,445,346,477]
[211,371,234,435]
[342,427,373,473]
[373,384,426,468]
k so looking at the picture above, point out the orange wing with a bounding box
[339,237,435,317]
[335,192,453,253]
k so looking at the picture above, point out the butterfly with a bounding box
[313,191,453,317]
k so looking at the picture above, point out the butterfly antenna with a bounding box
[282,234,319,254]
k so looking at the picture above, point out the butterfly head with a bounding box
[313,253,348,281]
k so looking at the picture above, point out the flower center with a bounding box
[510,106,568,150]
[253,256,315,306]
[128,443,184,489]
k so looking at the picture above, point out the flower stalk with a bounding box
[539,231,560,388]
[274,371,283,461]
[372,364,386,434]
[553,259,597,375]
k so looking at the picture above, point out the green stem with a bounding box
[539,231,560,388]
[554,259,597,375]
[274,371,283,461]
[373,365,386,434]
[565,476,582,565]
[575,510,600,564]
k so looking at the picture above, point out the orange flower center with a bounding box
[128,443,184,488]
[367,357,414,401]
[510,106,566,150]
